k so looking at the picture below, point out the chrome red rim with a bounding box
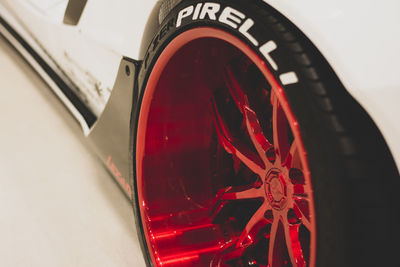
[137,28,316,267]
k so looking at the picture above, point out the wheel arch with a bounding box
[136,0,400,173]
[259,0,400,174]
[138,0,182,60]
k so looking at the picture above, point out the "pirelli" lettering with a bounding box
[176,3,299,85]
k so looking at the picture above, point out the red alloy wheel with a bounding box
[136,28,316,267]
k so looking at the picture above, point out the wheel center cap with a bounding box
[265,170,287,210]
[270,178,284,200]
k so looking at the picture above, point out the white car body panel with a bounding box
[0,1,91,134]
[1,0,399,172]
[0,0,156,116]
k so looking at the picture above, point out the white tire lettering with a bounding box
[259,40,278,71]
[218,7,245,29]
[193,3,203,20]
[199,3,220,20]
[176,6,194,28]
[239,18,259,46]
[176,4,297,85]
[280,72,299,85]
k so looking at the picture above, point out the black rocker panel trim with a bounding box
[0,15,97,127]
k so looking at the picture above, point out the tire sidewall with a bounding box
[138,0,300,95]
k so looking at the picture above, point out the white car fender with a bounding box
[261,0,400,172]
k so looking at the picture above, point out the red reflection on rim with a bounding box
[136,27,316,267]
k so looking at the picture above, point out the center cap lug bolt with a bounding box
[264,210,273,220]
[266,147,276,163]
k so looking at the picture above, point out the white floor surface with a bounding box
[0,37,146,266]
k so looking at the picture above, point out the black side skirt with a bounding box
[0,15,97,127]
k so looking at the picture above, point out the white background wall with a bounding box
[0,36,145,267]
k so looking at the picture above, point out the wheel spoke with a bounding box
[283,218,306,267]
[293,200,311,231]
[224,65,274,165]
[244,107,274,163]
[220,185,264,201]
[224,64,248,111]
[211,97,265,175]
[212,241,249,265]
[272,91,290,165]
[283,141,299,169]
[268,217,284,267]
[214,204,273,266]
[210,185,264,221]
[237,203,271,246]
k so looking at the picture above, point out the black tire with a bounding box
[133,1,400,266]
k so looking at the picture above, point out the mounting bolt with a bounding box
[125,65,131,76]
